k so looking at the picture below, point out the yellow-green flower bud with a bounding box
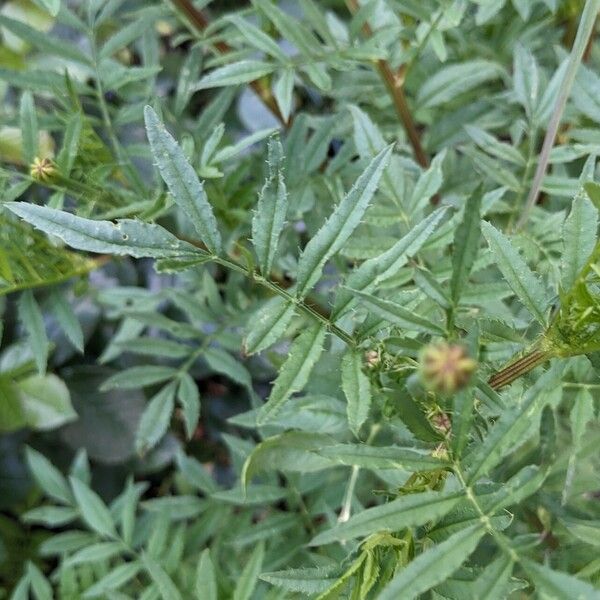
[30,157,57,182]
[419,342,476,394]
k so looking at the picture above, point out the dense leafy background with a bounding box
[1,0,600,598]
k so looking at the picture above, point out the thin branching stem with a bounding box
[345,0,429,168]
[516,0,600,230]
[213,256,356,347]
[168,0,286,124]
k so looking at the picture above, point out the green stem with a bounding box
[516,0,600,230]
[213,256,355,347]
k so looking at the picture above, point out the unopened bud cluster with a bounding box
[419,342,476,394]
[30,157,57,182]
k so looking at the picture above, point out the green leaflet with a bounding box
[144,106,222,254]
[6,202,200,258]
[309,490,464,546]
[70,477,117,539]
[232,542,265,600]
[228,15,287,61]
[19,91,37,165]
[451,388,475,459]
[563,388,595,503]
[252,136,288,275]
[295,145,393,298]
[18,290,48,374]
[341,349,372,435]
[142,554,183,600]
[64,542,125,567]
[82,562,142,598]
[0,15,91,65]
[25,447,72,505]
[450,190,482,304]
[379,525,486,600]
[135,382,177,455]
[195,60,276,90]
[244,297,296,354]
[351,289,445,335]
[38,0,61,16]
[521,559,600,600]
[177,372,201,440]
[406,149,446,215]
[273,68,295,122]
[417,60,504,108]
[242,432,333,489]
[561,194,598,291]
[260,567,339,595]
[481,221,549,324]
[257,323,327,425]
[315,444,450,471]
[100,366,178,391]
[465,125,526,166]
[333,207,448,319]
[48,290,84,353]
[470,555,515,600]
[195,550,218,600]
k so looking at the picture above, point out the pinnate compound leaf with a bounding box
[144,106,221,253]
[252,136,288,275]
[333,207,448,319]
[6,203,198,258]
[341,349,372,435]
[70,477,116,539]
[257,323,327,425]
[481,221,549,324]
[309,490,464,546]
[561,194,598,291]
[295,145,393,298]
[378,525,486,600]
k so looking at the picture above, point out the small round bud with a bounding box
[364,349,380,369]
[419,342,476,394]
[30,157,57,182]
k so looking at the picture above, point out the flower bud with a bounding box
[419,342,476,394]
[30,157,57,182]
[364,349,380,369]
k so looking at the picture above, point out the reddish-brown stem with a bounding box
[346,0,429,168]
[488,350,551,391]
[168,0,286,125]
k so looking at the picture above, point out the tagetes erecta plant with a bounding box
[1,0,600,598]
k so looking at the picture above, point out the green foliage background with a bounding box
[1,0,600,598]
